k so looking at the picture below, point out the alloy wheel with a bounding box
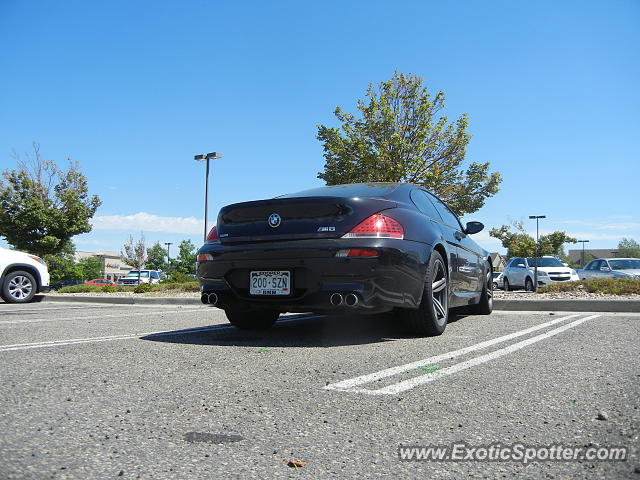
[431,258,448,322]
[8,275,33,300]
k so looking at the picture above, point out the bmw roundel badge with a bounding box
[268,213,281,228]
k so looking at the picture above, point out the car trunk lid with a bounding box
[216,196,396,244]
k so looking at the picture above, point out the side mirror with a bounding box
[601,266,611,272]
[516,263,526,268]
[464,221,484,235]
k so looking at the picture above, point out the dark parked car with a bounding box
[197,183,493,336]
[50,280,83,290]
[85,278,117,286]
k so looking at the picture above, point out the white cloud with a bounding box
[92,212,203,234]
[470,230,504,253]
[557,220,640,231]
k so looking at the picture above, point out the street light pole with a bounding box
[164,242,172,264]
[578,239,590,267]
[194,152,223,242]
[528,215,546,292]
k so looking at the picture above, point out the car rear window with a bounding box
[278,183,400,199]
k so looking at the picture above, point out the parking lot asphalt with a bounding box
[0,302,638,479]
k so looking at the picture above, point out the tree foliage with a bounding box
[173,239,196,275]
[316,72,502,215]
[121,233,147,278]
[490,221,577,258]
[45,244,83,283]
[45,244,104,282]
[78,256,103,280]
[146,242,167,271]
[617,237,640,258]
[0,143,101,256]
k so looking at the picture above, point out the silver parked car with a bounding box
[492,271,504,290]
[578,258,640,280]
[503,256,579,291]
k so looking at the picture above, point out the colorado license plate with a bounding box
[249,271,291,296]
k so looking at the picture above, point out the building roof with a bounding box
[568,248,619,263]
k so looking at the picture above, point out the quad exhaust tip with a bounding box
[200,292,219,306]
[344,293,359,307]
[330,292,360,307]
[330,293,343,306]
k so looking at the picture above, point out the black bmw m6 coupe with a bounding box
[197,183,493,336]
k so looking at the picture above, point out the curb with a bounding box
[41,295,640,312]
[494,299,640,313]
[41,295,202,306]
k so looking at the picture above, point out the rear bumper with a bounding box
[197,238,430,314]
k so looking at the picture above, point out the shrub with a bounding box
[133,283,153,294]
[538,278,640,295]
[57,284,103,293]
[162,271,193,284]
[152,281,200,292]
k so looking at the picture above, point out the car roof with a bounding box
[277,182,411,199]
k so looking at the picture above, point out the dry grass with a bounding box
[538,278,640,295]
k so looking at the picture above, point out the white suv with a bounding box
[503,256,579,291]
[117,270,161,286]
[0,246,51,303]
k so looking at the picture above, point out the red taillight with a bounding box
[336,248,379,258]
[206,226,219,242]
[342,214,404,239]
[197,253,213,262]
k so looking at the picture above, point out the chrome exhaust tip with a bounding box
[345,293,359,307]
[330,293,343,306]
[200,293,209,304]
[208,292,219,306]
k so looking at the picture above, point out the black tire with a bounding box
[399,250,448,336]
[469,267,493,315]
[1,270,37,303]
[525,277,534,292]
[503,277,511,291]
[225,309,279,330]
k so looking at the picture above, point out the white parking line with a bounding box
[325,313,591,394]
[371,314,600,395]
[0,307,206,325]
[0,315,319,352]
[0,305,114,315]
[0,325,229,352]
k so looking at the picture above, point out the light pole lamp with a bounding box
[578,239,589,267]
[164,242,173,266]
[528,215,546,292]
[194,152,223,241]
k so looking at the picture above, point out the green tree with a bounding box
[78,256,103,280]
[490,221,577,258]
[0,143,101,256]
[316,72,502,215]
[617,237,640,258]
[173,240,196,274]
[146,241,167,271]
[45,244,83,283]
[121,233,147,282]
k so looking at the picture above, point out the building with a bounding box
[567,248,620,266]
[490,252,507,271]
[74,251,132,281]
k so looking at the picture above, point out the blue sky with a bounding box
[1,0,638,257]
